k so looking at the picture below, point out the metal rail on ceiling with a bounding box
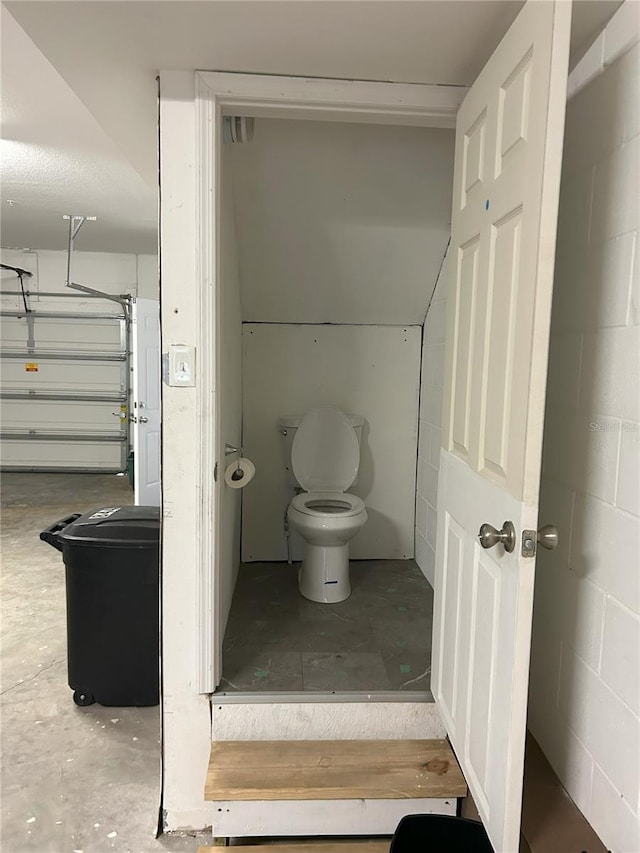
[61,215,135,469]
[0,290,116,299]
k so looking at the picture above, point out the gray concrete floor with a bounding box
[1,473,207,853]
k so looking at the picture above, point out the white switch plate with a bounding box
[168,344,196,387]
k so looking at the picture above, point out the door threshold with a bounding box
[211,690,434,704]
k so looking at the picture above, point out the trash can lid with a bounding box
[58,506,160,547]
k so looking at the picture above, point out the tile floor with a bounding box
[219,560,434,695]
[1,473,206,852]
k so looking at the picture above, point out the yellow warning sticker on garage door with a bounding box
[25,362,39,372]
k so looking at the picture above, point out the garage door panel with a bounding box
[1,317,123,352]
[1,440,123,470]
[0,298,128,472]
[1,360,123,393]
[2,400,121,432]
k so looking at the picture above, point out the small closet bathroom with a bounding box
[161,6,629,846]
[215,115,455,698]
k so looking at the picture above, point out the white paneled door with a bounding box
[132,298,161,506]
[432,2,571,851]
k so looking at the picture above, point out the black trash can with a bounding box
[391,814,493,852]
[40,505,160,708]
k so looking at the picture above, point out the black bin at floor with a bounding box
[41,505,160,708]
[391,815,494,853]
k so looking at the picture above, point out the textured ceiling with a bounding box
[0,7,157,253]
[6,0,526,188]
[1,0,623,254]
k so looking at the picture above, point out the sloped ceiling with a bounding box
[229,119,455,325]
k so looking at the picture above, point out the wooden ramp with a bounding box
[205,739,466,802]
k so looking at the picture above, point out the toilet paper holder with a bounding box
[223,443,255,489]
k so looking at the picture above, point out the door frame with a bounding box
[193,71,466,693]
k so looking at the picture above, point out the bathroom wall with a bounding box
[414,251,449,587]
[218,149,243,634]
[230,118,454,325]
[528,6,640,852]
[241,323,422,562]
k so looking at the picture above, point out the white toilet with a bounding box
[280,406,367,603]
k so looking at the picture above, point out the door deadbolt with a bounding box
[478,520,516,553]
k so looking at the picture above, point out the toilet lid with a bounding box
[292,406,360,493]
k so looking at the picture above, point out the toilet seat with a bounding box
[290,491,365,518]
[291,406,360,493]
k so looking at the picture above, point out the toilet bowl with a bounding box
[284,407,368,603]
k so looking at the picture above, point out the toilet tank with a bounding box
[278,414,365,489]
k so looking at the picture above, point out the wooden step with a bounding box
[198,845,390,853]
[205,738,466,802]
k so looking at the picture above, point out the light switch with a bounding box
[168,344,196,387]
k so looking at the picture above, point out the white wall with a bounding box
[528,6,640,852]
[0,247,158,469]
[230,119,454,325]
[241,323,421,561]
[137,253,159,300]
[218,149,243,634]
[414,253,449,586]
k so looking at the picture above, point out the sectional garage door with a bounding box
[0,294,129,473]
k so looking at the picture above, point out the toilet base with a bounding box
[298,543,351,603]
